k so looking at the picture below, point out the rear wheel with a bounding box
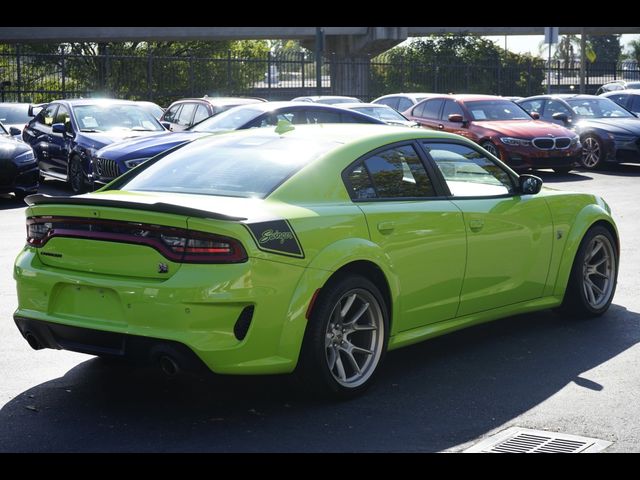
[296,274,389,399]
[559,225,618,317]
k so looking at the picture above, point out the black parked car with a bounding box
[22,99,166,193]
[91,101,385,185]
[600,89,640,116]
[517,94,640,169]
[0,122,38,199]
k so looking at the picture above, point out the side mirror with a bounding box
[530,112,540,120]
[9,126,21,136]
[448,113,465,123]
[51,123,67,135]
[161,121,172,130]
[519,174,543,195]
[552,112,569,123]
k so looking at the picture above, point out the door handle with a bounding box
[438,124,444,129]
[469,219,484,232]
[377,221,395,233]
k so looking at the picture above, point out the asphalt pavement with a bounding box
[1,168,639,452]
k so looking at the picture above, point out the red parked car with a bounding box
[403,94,582,173]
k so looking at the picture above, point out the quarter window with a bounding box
[163,104,182,123]
[345,144,435,200]
[423,142,515,197]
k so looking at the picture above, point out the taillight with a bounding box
[26,216,247,264]
[160,232,246,263]
[26,219,52,247]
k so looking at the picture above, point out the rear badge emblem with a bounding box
[158,263,169,274]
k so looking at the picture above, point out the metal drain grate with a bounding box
[464,427,611,453]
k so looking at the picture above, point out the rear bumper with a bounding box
[14,316,209,374]
[13,248,309,375]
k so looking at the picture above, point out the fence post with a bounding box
[267,51,272,91]
[227,50,232,91]
[433,64,438,92]
[105,44,110,96]
[147,51,153,101]
[189,55,195,97]
[301,52,305,91]
[15,44,22,102]
[61,51,66,98]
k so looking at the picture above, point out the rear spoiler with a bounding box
[24,194,247,222]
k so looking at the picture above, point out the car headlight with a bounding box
[570,135,580,145]
[14,150,36,164]
[84,147,98,158]
[124,158,150,169]
[500,137,531,147]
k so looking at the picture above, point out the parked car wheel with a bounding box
[560,225,618,317]
[581,135,603,169]
[69,155,89,194]
[481,141,500,159]
[297,274,388,399]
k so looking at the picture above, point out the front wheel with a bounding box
[296,274,389,399]
[581,135,603,169]
[69,156,89,194]
[559,225,618,317]
[481,141,500,159]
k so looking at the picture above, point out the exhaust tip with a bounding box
[158,354,180,377]
[25,332,43,350]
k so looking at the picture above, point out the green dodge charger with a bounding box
[13,124,619,398]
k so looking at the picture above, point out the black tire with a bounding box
[69,155,89,194]
[296,274,389,399]
[553,167,572,174]
[580,135,604,169]
[559,225,618,318]
[481,141,500,160]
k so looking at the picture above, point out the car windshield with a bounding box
[466,100,531,121]
[119,133,339,198]
[189,106,263,132]
[352,106,407,122]
[566,98,634,118]
[0,104,30,124]
[73,104,164,132]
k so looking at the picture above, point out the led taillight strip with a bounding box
[26,216,247,264]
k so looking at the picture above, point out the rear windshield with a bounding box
[120,133,339,198]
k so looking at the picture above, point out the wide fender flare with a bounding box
[553,203,618,297]
[276,237,401,364]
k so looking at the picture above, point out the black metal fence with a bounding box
[1,46,639,106]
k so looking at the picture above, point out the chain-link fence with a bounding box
[1,46,639,105]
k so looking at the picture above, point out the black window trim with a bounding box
[341,139,448,203]
[416,138,520,200]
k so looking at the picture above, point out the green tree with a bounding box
[589,35,622,67]
[371,34,545,97]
